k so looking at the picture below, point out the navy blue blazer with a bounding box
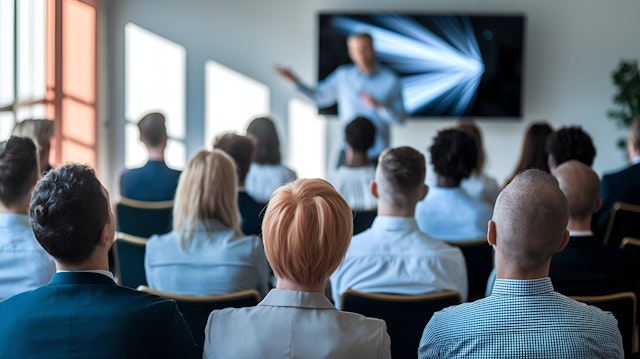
[120,160,181,201]
[594,163,640,238]
[0,272,197,358]
[238,190,267,236]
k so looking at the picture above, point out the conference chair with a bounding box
[571,292,637,356]
[115,197,174,238]
[446,238,493,301]
[113,232,148,289]
[137,286,261,357]
[341,290,461,359]
[352,209,377,235]
[604,202,640,247]
[621,237,640,261]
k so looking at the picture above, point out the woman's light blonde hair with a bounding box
[173,149,241,249]
[262,178,353,287]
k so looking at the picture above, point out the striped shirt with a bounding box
[419,278,623,359]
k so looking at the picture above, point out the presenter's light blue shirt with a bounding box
[296,64,406,159]
[331,216,468,306]
[419,278,624,359]
[0,213,55,300]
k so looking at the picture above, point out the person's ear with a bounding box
[555,229,570,253]
[370,181,379,199]
[593,196,602,213]
[99,223,113,248]
[418,184,428,201]
[487,220,497,246]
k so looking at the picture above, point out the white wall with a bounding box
[103,0,640,192]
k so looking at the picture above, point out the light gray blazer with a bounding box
[203,289,391,359]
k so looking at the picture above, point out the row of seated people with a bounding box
[0,144,625,357]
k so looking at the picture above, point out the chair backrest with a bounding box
[115,197,174,238]
[137,285,261,357]
[446,238,493,301]
[341,290,461,359]
[113,232,148,289]
[353,210,377,235]
[621,237,640,261]
[604,202,640,247]
[570,292,637,356]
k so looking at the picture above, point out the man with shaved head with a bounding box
[550,160,639,300]
[419,169,623,358]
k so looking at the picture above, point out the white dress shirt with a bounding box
[331,216,468,306]
[0,213,55,300]
[330,165,377,211]
[204,289,391,359]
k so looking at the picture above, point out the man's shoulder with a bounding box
[603,163,640,183]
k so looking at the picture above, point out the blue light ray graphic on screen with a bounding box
[331,15,485,116]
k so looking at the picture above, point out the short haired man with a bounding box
[120,112,181,200]
[214,133,266,236]
[0,137,55,300]
[547,125,596,169]
[594,119,640,241]
[419,169,623,358]
[276,33,406,163]
[550,160,639,300]
[330,116,378,211]
[0,164,197,358]
[331,146,468,306]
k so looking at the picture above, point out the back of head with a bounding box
[430,128,477,183]
[0,137,39,208]
[516,122,553,173]
[629,119,640,154]
[213,133,254,182]
[552,160,600,221]
[138,112,167,147]
[11,119,54,151]
[262,178,352,287]
[456,119,485,173]
[173,150,241,248]
[548,126,596,167]
[493,169,568,271]
[29,164,109,265]
[246,117,281,164]
[346,116,376,152]
[376,146,426,210]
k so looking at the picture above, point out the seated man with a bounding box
[120,112,181,201]
[331,146,468,306]
[0,164,197,358]
[214,133,267,236]
[0,137,55,300]
[419,169,623,358]
[415,128,492,241]
[550,160,639,298]
[331,116,378,211]
[547,125,596,169]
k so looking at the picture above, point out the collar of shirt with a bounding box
[370,216,420,231]
[0,213,30,228]
[259,289,335,309]
[56,269,114,280]
[569,229,593,237]
[492,277,554,296]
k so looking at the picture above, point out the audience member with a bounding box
[415,128,492,241]
[244,116,297,203]
[550,160,639,299]
[145,149,269,296]
[504,121,553,186]
[0,164,197,358]
[214,133,266,236]
[11,118,54,174]
[331,147,467,306]
[0,137,55,300]
[594,119,640,238]
[456,120,500,207]
[419,169,623,358]
[330,116,377,211]
[547,125,596,169]
[203,179,391,358]
[120,112,181,201]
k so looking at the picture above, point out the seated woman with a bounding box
[244,116,297,203]
[504,121,553,187]
[203,179,391,358]
[415,128,492,241]
[144,149,270,296]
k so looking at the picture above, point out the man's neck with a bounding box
[147,147,165,161]
[344,148,370,168]
[377,202,415,217]
[567,218,592,233]
[494,254,550,280]
[437,176,461,188]
[0,198,29,215]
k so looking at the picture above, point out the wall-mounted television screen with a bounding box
[318,13,526,118]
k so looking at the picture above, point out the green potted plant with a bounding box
[608,60,640,149]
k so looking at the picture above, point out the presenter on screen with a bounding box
[275,33,406,164]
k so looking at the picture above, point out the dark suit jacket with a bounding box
[238,190,267,236]
[594,163,640,238]
[120,160,181,201]
[0,272,197,358]
[550,235,640,301]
